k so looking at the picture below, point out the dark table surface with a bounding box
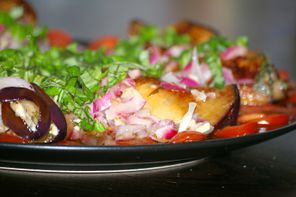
[1,130,296,197]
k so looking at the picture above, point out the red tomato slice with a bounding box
[116,137,156,146]
[240,105,296,117]
[254,114,289,130]
[214,122,258,138]
[288,92,296,104]
[47,29,72,48]
[277,69,289,81]
[238,113,266,124]
[170,131,207,144]
[88,35,118,50]
[0,133,27,143]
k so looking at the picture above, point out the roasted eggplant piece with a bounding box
[0,0,36,24]
[128,19,217,45]
[0,87,51,140]
[222,51,264,79]
[195,85,240,129]
[171,20,217,44]
[135,78,240,129]
[128,19,146,36]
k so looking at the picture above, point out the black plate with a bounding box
[0,122,295,173]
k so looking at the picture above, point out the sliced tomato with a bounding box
[238,113,266,124]
[288,91,296,104]
[170,131,207,144]
[240,105,296,117]
[277,69,289,81]
[88,35,118,50]
[254,114,289,130]
[0,133,27,143]
[116,137,156,146]
[214,122,258,138]
[56,140,81,146]
[47,29,72,48]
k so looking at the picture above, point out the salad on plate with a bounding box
[0,2,295,146]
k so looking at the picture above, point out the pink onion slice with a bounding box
[92,92,113,113]
[128,69,141,79]
[149,119,177,141]
[115,124,147,140]
[179,76,200,88]
[223,68,236,85]
[160,81,186,91]
[236,78,254,85]
[0,24,5,33]
[220,45,248,61]
[105,88,146,120]
[149,46,161,65]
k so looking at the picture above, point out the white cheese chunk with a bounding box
[10,100,39,132]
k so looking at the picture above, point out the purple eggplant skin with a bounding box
[0,87,51,140]
[214,84,241,130]
[31,83,67,143]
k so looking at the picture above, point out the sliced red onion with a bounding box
[149,47,161,65]
[164,61,178,73]
[223,68,236,85]
[160,81,186,91]
[126,115,155,128]
[135,109,159,122]
[200,63,212,82]
[123,77,136,86]
[236,78,254,85]
[184,62,212,82]
[178,102,197,132]
[161,72,180,84]
[92,92,113,113]
[105,87,146,120]
[220,45,248,61]
[92,112,108,127]
[107,78,135,98]
[128,69,141,79]
[0,87,51,140]
[149,119,177,142]
[163,129,178,140]
[70,126,84,140]
[179,76,200,88]
[183,61,192,72]
[0,24,5,33]
[191,48,205,85]
[0,77,34,91]
[165,45,186,57]
[115,124,147,140]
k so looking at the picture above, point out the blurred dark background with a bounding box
[27,0,296,76]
